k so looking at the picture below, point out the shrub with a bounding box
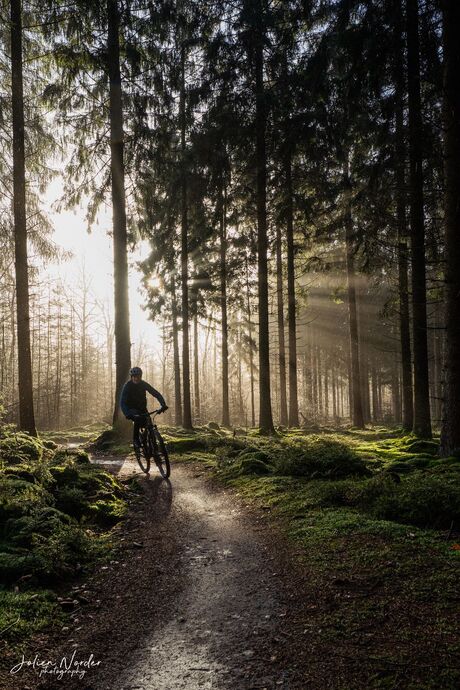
[403,439,439,456]
[167,436,209,453]
[54,486,89,519]
[87,498,127,525]
[0,433,43,464]
[0,478,51,520]
[372,474,460,529]
[0,432,128,585]
[317,472,460,530]
[50,448,90,466]
[0,507,92,581]
[274,436,370,479]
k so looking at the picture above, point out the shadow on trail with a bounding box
[140,474,173,519]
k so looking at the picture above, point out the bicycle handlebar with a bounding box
[139,408,164,417]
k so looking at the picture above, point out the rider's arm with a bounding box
[144,382,166,408]
[120,382,131,417]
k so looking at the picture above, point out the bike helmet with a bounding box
[130,366,142,377]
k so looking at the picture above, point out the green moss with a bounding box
[87,498,127,525]
[0,477,52,520]
[165,436,210,453]
[0,433,44,464]
[0,589,60,643]
[274,435,370,479]
[50,448,90,466]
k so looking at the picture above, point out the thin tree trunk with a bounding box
[220,182,230,426]
[193,309,200,423]
[406,0,432,438]
[245,255,256,427]
[344,161,364,428]
[440,1,460,455]
[253,0,274,433]
[275,224,288,426]
[180,43,192,429]
[108,0,131,427]
[285,146,299,427]
[11,0,36,436]
[171,278,183,426]
[317,344,323,418]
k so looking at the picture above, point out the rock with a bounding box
[59,599,76,611]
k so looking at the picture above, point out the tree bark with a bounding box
[253,0,274,433]
[11,0,36,436]
[193,308,200,422]
[406,0,432,438]
[393,0,414,431]
[245,255,256,428]
[171,278,183,426]
[180,43,192,429]
[284,151,299,427]
[344,162,364,428]
[220,181,230,426]
[275,223,288,426]
[108,0,132,427]
[440,1,460,455]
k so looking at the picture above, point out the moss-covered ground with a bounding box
[164,424,460,688]
[0,425,133,652]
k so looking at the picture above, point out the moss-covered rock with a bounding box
[237,456,273,476]
[403,439,439,456]
[275,436,370,479]
[0,477,51,520]
[50,448,90,466]
[87,498,127,525]
[0,433,43,464]
[167,436,209,453]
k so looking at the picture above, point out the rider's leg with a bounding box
[133,416,141,448]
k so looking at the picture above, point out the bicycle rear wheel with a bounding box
[152,427,170,478]
[135,429,151,474]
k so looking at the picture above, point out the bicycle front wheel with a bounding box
[136,429,151,474]
[152,427,170,478]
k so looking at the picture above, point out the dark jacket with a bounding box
[120,380,166,418]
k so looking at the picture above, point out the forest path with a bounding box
[115,462,290,690]
[32,454,311,690]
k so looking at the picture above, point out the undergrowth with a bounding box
[169,425,460,688]
[0,425,130,647]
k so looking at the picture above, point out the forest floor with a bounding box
[2,427,460,690]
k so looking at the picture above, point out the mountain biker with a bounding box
[120,367,168,451]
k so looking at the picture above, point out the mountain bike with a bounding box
[134,409,170,478]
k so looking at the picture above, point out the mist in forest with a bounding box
[0,0,458,454]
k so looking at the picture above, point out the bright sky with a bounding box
[42,177,162,353]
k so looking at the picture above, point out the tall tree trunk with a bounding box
[406,0,432,438]
[245,255,256,427]
[11,0,36,436]
[253,0,274,433]
[108,0,131,427]
[220,182,230,426]
[180,43,192,429]
[285,150,299,426]
[440,1,460,455]
[344,161,364,428]
[193,309,200,422]
[171,278,183,426]
[393,0,414,431]
[275,224,288,426]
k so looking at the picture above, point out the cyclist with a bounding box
[120,367,168,451]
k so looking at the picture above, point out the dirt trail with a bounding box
[118,464,291,690]
[22,456,310,690]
